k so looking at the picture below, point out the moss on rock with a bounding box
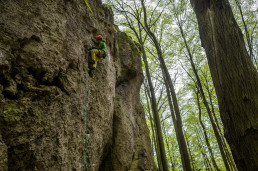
[0,101,22,122]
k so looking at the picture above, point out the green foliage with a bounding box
[112,25,118,32]
[103,3,111,10]
[109,0,256,169]
[229,0,258,66]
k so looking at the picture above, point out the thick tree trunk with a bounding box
[190,0,258,170]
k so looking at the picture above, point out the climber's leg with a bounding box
[96,50,104,66]
[99,50,104,58]
[91,49,99,68]
[90,50,104,69]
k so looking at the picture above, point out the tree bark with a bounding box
[190,0,258,170]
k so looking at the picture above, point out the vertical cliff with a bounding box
[0,0,155,170]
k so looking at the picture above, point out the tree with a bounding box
[231,0,257,66]
[144,82,164,169]
[190,0,258,170]
[110,0,192,169]
[143,49,169,171]
[196,89,221,171]
[106,0,257,169]
[111,1,170,169]
[140,1,192,170]
[171,2,230,169]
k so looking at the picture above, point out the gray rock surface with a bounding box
[0,0,155,170]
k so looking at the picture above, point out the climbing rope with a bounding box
[85,50,90,171]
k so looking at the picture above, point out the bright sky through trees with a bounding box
[104,0,257,170]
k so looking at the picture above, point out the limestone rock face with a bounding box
[0,0,155,170]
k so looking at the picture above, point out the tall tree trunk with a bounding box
[162,68,192,171]
[203,77,223,134]
[170,140,177,170]
[177,20,230,170]
[196,129,213,170]
[190,0,258,170]
[140,1,192,170]
[142,47,169,171]
[196,90,221,171]
[185,135,196,170]
[162,122,175,170]
[204,79,237,170]
[145,87,163,170]
[151,120,162,170]
[151,116,163,171]
[234,0,255,64]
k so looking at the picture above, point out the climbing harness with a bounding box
[85,50,90,171]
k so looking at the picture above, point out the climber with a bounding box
[88,35,106,70]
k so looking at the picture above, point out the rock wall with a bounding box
[0,0,155,170]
